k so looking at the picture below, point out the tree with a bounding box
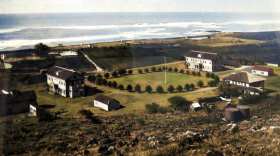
[128,70,133,74]
[197,80,204,88]
[144,68,149,73]
[95,77,102,85]
[167,85,175,93]
[176,85,183,92]
[174,68,178,73]
[112,71,118,77]
[151,67,156,72]
[145,103,159,114]
[190,83,195,90]
[104,73,110,79]
[162,66,167,71]
[118,84,124,90]
[186,70,190,75]
[206,72,210,78]
[138,69,143,74]
[158,67,162,72]
[118,69,127,76]
[135,84,141,93]
[156,85,164,93]
[34,43,49,52]
[126,84,133,92]
[191,71,196,76]
[214,76,220,84]
[101,79,107,85]
[96,74,102,78]
[168,67,173,72]
[210,73,215,79]
[208,80,215,87]
[112,81,118,88]
[88,75,96,83]
[107,81,112,87]
[184,83,190,91]
[197,72,201,76]
[179,69,184,74]
[168,96,192,110]
[145,85,153,93]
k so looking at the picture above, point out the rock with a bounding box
[108,146,114,151]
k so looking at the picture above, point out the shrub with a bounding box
[112,71,118,77]
[107,81,112,87]
[101,79,107,85]
[118,69,127,76]
[135,84,141,93]
[168,96,192,109]
[176,85,183,92]
[151,67,156,72]
[145,102,159,114]
[240,93,263,104]
[156,85,164,93]
[168,67,173,72]
[162,66,167,71]
[128,70,133,74]
[167,85,175,93]
[145,85,153,93]
[179,69,184,74]
[184,83,190,91]
[208,80,216,87]
[158,67,162,72]
[191,71,196,76]
[206,72,210,78]
[95,77,102,85]
[190,83,195,90]
[197,80,204,88]
[214,76,220,84]
[197,71,201,76]
[174,68,178,73]
[104,73,110,79]
[144,68,149,73]
[118,84,124,90]
[88,75,96,83]
[138,69,143,74]
[112,81,118,88]
[210,73,215,79]
[186,70,190,75]
[126,84,133,92]
[78,109,94,117]
[158,106,168,114]
[96,74,102,78]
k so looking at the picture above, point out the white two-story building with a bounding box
[186,50,223,72]
[46,66,85,98]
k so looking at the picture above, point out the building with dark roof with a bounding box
[94,95,120,111]
[222,71,266,95]
[0,90,38,116]
[252,66,274,76]
[46,66,85,98]
[186,50,223,72]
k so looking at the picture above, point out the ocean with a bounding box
[0,12,280,51]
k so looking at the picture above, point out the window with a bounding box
[261,72,264,74]
[253,71,256,73]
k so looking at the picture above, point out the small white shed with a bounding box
[190,103,202,111]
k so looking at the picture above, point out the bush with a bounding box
[151,67,156,72]
[34,43,50,52]
[128,70,133,74]
[186,70,190,75]
[214,76,220,84]
[118,69,127,76]
[190,83,195,90]
[174,68,178,73]
[145,102,159,114]
[135,84,141,93]
[168,67,173,72]
[112,81,118,88]
[158,67,162,72]
[197,72,201,76]
[126,84,133,92]
[38,110,53,121]
[206,72,210,78]
[162,66,167,71]
[107,81,112,87]
[88,75,96,83]
[145,85,153,93]
[167,85,175,93]
[138,69,143,74]
[207,80,216,87]
[104,73,110,79]
[112,71,118,77]
[197,80,204,88]
[158,106,169,114]
[179,69,184,74]
[96,74,102,78]
[101,79,107,85]
[210,73,215,79]
[184,83,190,91]
[191,71,196,76]
[95,77,102,85]
[240,93,263,104]
[176,85,183,92]
[168,96,192,109]
[78,109,94,116]
[156,85,164,93]
[118,84,124,90]
[144,68,149,73]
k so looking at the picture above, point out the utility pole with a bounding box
[164,57,166,83]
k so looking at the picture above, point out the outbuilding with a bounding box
[252,66,274,76]
[94,95,120,111]
[190,103,202,112]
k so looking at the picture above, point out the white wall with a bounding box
[252,70,268,76]
[267,63,278,67]
[94,100,108,111]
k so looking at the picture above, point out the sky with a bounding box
[0,0,280,14]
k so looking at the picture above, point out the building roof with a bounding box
[230,84,262,93]
[252,66,273,72]
[186,50,221,60]
[191,103,201,108]
[223,71,266,83]
[0,90,37,105]
[46,66,81,80]
[94,94,119,105]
